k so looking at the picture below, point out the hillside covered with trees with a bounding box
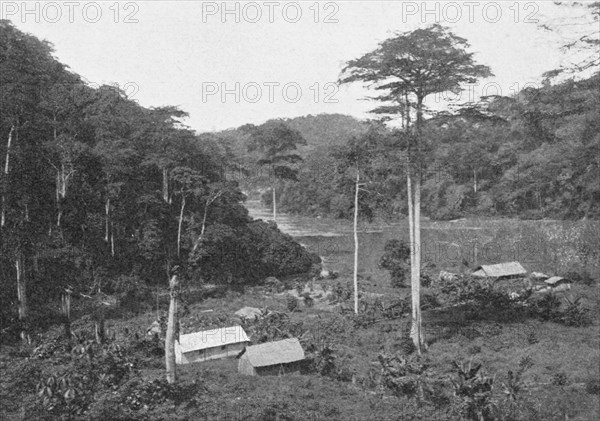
[237,73,598,221]
[0,20,317,343]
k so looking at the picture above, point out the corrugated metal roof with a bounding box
[472,262,527,278]
[545,276,569,285]
[242,338,304,368]
[177,326,249,354]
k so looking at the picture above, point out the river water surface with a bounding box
[245,199,600,279]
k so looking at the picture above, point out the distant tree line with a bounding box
[264,73,599,221]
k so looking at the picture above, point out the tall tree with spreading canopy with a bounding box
[339,24,492,354]
[241,120,306,222]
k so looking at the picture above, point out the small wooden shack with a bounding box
[175,326,249,365]
[544,276,572,292]
[237,338,305,376]
[472,262,527,280]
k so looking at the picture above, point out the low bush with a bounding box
[560,296,592,327]
[242,311,304,344]
[121,379,200,411]
[529,293,593,327]
[451,360,495,421]
[530,293,561,321]
[562,270,595,286]
[585,378,600,395]
[309,345,354,382]
[301,293,314,308]
[421,292,441,310]
[379,240,410,288]
[377,353,430,400]
[501,356,534,402]
[551,372,568,386]
[286,295,299,312]
[328,281,353,304]
[32,338,137,418]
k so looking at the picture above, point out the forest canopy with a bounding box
[232,73,599,221]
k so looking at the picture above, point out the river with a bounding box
[245,199,600,279]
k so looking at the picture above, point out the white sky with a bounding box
[3,1,595,131]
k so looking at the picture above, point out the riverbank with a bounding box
[246,200,600,292]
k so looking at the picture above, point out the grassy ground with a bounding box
[1,217,599,420]
[1,276,598,420]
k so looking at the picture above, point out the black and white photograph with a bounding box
[0,1,599,419]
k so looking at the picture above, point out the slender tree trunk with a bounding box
[166,274,179,384]
[2,125,15,228]
[177,193,186,258]
[95,315,105,344]
[105,198,110,242]
[16,257,29,343]
[61,292,72,339]
[3,126,13,176]
[404,94,425,355]
[406,157,415,280]
[56,171,62,227]
[200,203,208,240]
[110,226,115,257]
[409,95,425,354]
[411,171,424,354]
[272,185,277,222]
[56,163,71,227]
[192,191,222,253]
[353,171,360,314]
[473,168,478,194]
[404,92,411,129]
[192,201,210,253]
[162,168,169,203]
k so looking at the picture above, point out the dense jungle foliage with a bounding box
[222,74,599,221]
[0,20,317,342]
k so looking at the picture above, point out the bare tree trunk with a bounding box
[56,171,62,227]
[411,172,424,355]
[473,167,478,194]
[56,163,72,227]
[166,274,179,384]
[353,171,360,314]
[193,200,210,253]
[3,126,13,177]
[192,190,223,253]
[105,198,110,242]
[15,257,29,343]
[162,168,169,203]
[409,95,425,355]
[2,125,15,228]
[406,157,415,280]
[272,185,277,222]
[110,227,115,257]
[61,292,72,339]
[95,316,105,344]
[177,193,186,257]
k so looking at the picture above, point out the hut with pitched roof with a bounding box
[175,326,249,365]
[237,338,305,376]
